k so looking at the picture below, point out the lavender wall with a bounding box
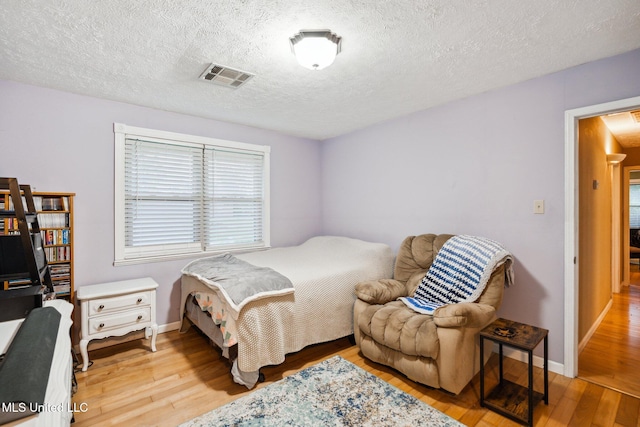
[0,81,322,328]
[321,48,640,365]
[2,48,640,366]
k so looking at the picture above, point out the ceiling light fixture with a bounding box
[289,30,342,71]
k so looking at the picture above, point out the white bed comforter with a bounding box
[179,236,395,374]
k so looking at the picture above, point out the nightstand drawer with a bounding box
[88,307,151,334]
[88,291,151,315]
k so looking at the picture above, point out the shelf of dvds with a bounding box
[1,189,75,302]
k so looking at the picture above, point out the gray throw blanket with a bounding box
[181,253,294,317]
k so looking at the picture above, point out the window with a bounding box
[631,179,640,228]
[114,123,270,265]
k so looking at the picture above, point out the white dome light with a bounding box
[290,30,342,71]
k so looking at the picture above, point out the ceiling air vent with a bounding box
[631,110,640,123]
[199,63,254,89]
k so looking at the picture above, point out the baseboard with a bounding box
[75,321,567,377]
[578,298,612,354]
[73,321,181,353]
[492,343,564,376]
[159,321,181,334]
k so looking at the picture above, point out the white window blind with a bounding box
[630,183,640,228]
[124,139,203,255]
[204,148,264,250]
[114,123,270,265]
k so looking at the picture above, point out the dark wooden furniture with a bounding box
[479,317,548,426]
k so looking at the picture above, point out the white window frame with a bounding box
[113,123,270,265]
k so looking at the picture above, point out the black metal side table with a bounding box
[479,317,548,426]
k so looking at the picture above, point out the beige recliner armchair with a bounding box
[353,233,509,395]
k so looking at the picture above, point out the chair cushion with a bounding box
[395,234,454,295]
[357,300,439,359]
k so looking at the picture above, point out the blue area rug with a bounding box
[180,355,463,426]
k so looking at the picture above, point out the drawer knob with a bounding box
[137,298,143,303]
[99,323,105,328]
[98,304,105,310]
[137,315,143,320]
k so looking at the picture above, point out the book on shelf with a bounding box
[5,218,21,230]
[54,283,70,294]
[42,197,61,211]
[45,246,71,262]
[8,196,69,213]
[6,212,69,230]
[41,229,70,245]
[32,196,42,211]
[39,196,69,212]
[49,265,70,279]
[7,279,32,288]
[7,196,27,211]
[48,264,70,273]
[37,213,68,228]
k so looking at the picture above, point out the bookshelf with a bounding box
[1,190,75,302]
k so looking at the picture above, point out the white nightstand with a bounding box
[77,277,158,372]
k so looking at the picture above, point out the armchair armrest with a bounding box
[355,279,407,305]
[433,303,496,328]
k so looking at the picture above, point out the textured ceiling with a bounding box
[1,0,640,140]
[601,111,640,147]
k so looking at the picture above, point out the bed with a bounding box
[179,235,395,388]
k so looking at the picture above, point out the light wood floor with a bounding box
[71,326,640,427]
[578,271,640,399]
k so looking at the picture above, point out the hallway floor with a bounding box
[578,270,640,398]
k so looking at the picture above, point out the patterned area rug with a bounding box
[180,355,463,426]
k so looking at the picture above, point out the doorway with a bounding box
[565,96,640,373]
[565,96,640,396]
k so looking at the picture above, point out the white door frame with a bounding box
[564,95,640,377]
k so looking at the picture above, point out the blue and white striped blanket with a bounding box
[399,235,513,315]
